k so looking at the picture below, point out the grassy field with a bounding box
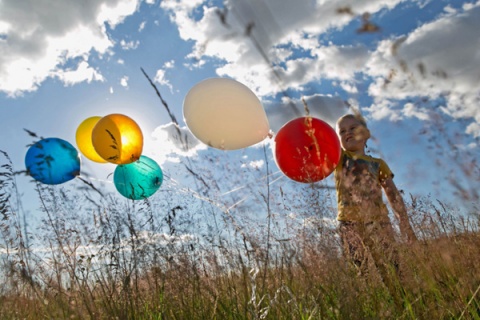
[1,145,480,320]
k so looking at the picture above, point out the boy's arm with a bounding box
[382,177,417,243]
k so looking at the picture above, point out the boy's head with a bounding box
[336,114,371,154]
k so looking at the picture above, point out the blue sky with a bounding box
[1,0,479,217]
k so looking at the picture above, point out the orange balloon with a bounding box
[91,114,143,164]
[76,116,108,163]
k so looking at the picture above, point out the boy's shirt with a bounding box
[334,149,393,222]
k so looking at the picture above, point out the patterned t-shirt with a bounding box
[334,150,393,222]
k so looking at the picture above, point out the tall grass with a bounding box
[1,145,479,320]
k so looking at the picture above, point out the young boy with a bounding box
[334,113,416,301]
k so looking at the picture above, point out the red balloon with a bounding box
[274,117,341,183]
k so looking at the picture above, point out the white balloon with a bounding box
[183,78,270,150]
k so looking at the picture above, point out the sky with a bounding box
[1,0,479,220]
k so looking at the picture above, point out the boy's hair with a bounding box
[336,113,371,141]
[336,113,368,129]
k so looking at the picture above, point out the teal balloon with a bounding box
[113,155,163,200]
[25,138,80,185]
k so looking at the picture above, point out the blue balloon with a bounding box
[113,155,163,200]
[25,138,81,185]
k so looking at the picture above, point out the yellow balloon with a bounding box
[76,116,108,163]
[91,114,143,164]
[183,78,270,150]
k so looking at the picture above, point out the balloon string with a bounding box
[227,196,249,210]
[163,167,283,208]
[164,176,253,241]
[220,185,246,196]
[268,174,284,186]
[219,170,282,196]
[164,175,253,240]
[163,175,227,211]
[76,163,283,205]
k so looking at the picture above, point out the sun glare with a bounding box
[121,135,130,145]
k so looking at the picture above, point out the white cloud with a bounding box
[0,0,141,96]
[160,0,400,97]
[2,0,480,140]
[365,3,480,128]
[153,60,175,91]
[466,122,480,138]
[154,69,172,91]
[120,39,140,50]
[120,76,129,87]
[365,99,401,122]
[164,60,175,68]
[401,102,430,121]
[265,94,348,132]
[241,160,265,169]
[159,0,480,138]
[97,0,140,27]
[154,69,167,83]
[340,81,358,94]
[54,60,104,86]
[444,5,457,14]
[215,43,370,98]
[150,123,207,164]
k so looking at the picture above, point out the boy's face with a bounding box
[337,117,369,153]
